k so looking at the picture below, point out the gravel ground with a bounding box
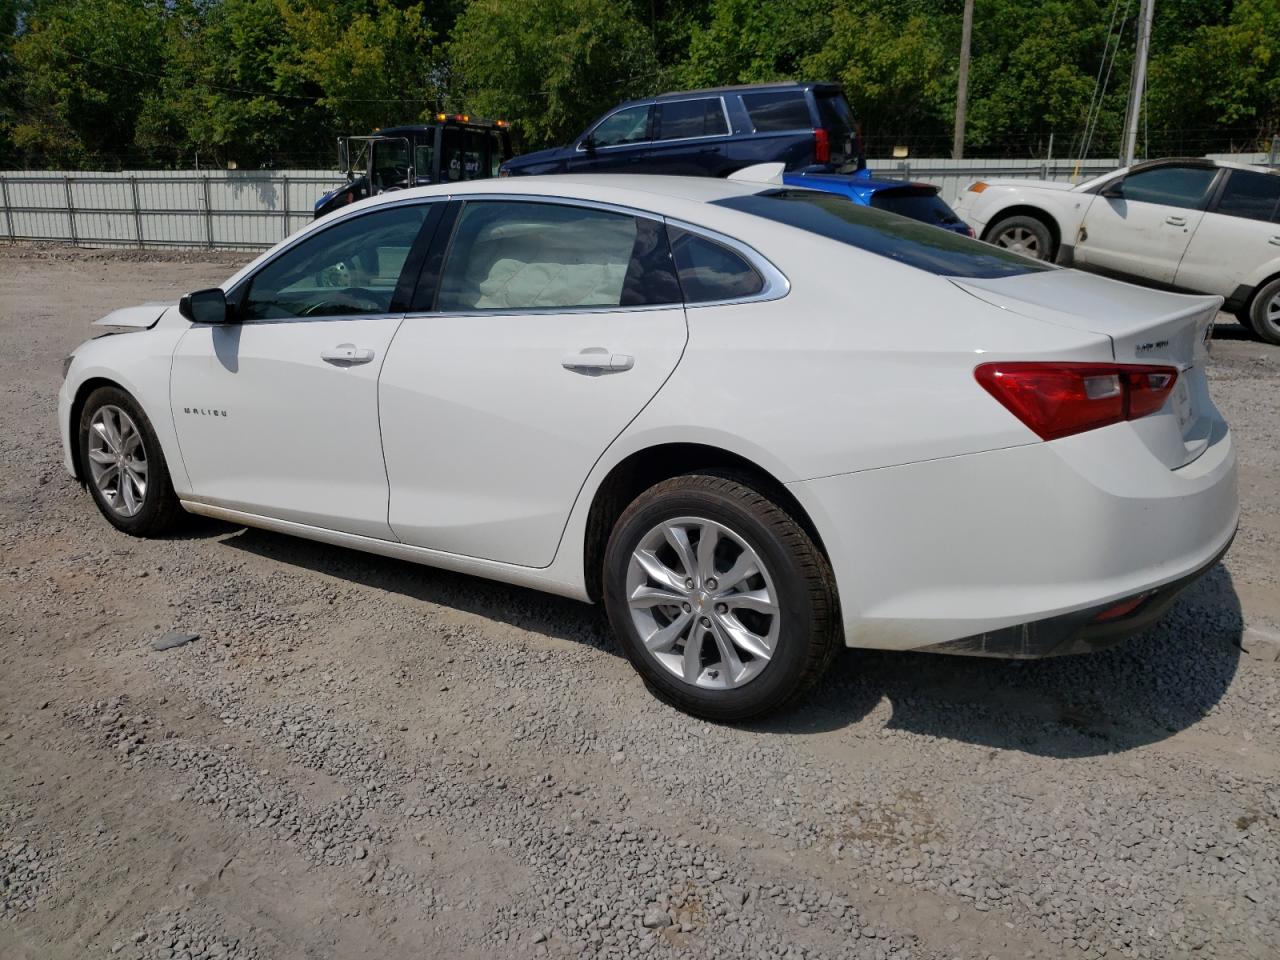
[1,243,1278,960]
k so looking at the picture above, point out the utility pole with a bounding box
[1122,0,1155,166]
[952,0,974,159]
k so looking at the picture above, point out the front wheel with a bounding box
[986,214,1055,261]
[78,386,183,537]
[603,475,840,721]
[1246,276,1280,346]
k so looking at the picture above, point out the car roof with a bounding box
[654,81,840,100]
[1125,156,1279,176]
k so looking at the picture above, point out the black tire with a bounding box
[78,385,183,537]
[1231,306,1258,335]
[603,474,840,721]
[985,213,1056,262]
[1246,276,1280,346]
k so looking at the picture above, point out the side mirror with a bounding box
[179,288,230,324]
[1101,179,1125,199]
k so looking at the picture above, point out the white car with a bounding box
[59,174,1239,720]
[951,157,1280,344]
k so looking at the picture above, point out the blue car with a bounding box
[782,170,973,236]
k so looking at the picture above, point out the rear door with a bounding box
[1074,164,1221,284]
[637,97,732,175]
[378,198,687,567]
[1175,168,1280,297]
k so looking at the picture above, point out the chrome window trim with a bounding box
[226,197,446,323]
[664,216,790,308]
[405,194,790,314]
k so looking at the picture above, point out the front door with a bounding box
[1075,164,1221,284]
[171,203,434,538]
[567,103,654,174]
[379,198,687,567]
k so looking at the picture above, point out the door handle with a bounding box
[1270,236,1280,246]
[1165,215,1187,227]
[561,349,634,374]
[321,343,375,366]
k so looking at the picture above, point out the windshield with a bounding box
[371,139,410,191]
[714,190,1052,278]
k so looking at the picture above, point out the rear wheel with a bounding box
[1246,276,1280,346]
[603,475,840,721]
[986,214,1055,262]
[78,386,183,537]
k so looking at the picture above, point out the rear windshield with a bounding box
[815,91,855,139]
[870,188,962,226]
[713,190,1053,279]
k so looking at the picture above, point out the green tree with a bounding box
[11,0,168,166]
[678,0,829,88]
[450,0,656,148]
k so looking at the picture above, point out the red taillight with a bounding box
[974,362,1178,441]
[813,127,830,164]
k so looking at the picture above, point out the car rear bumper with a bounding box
[918,530,1233,657]
[790,415,1239,654]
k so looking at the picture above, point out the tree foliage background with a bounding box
[0,0,1277,168]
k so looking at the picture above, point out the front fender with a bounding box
[61,323,193,494]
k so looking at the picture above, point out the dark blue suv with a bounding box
[500,82,863,178]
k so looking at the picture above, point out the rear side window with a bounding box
[1117,166,1217,209]
[657,98,728,140]
[436,201,679,311]
[1214,170,1280,222]
[870,189,963,226]
[742,91,812,132]
[713,190,1053,279]
[670,230,764,302]
[815,91,855,137]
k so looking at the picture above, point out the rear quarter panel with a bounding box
[615,228,1114,483]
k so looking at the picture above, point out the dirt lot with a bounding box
[1,244,1278,960]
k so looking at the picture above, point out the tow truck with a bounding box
[314,114,514,219]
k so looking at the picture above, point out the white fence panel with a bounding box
[0,169,343,249]
[1,156,1273,250]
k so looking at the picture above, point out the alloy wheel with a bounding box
[1264,290,1280,338]
[87,404,148,518]
[993,225,1042,258]
[625,516,779,689]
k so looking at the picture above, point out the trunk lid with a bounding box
[952,270,1220,468]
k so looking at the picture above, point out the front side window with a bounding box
[488,130,507,176]
[670,230,764,302]
[241,205,429,321]
[742,91,812,132]
[589,105,652,148]
[414,143,435,183]
[1213,169,1280,222]
[714,190,1053,279]
[1116,166,1217,209]
[657,98,728,140]
[371,139,410,192]
[436,201,679,311]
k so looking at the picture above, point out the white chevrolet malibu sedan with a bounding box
[59,173,1239,720]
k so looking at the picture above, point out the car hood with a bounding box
[93,303,172,329]
[505,145,572,169]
